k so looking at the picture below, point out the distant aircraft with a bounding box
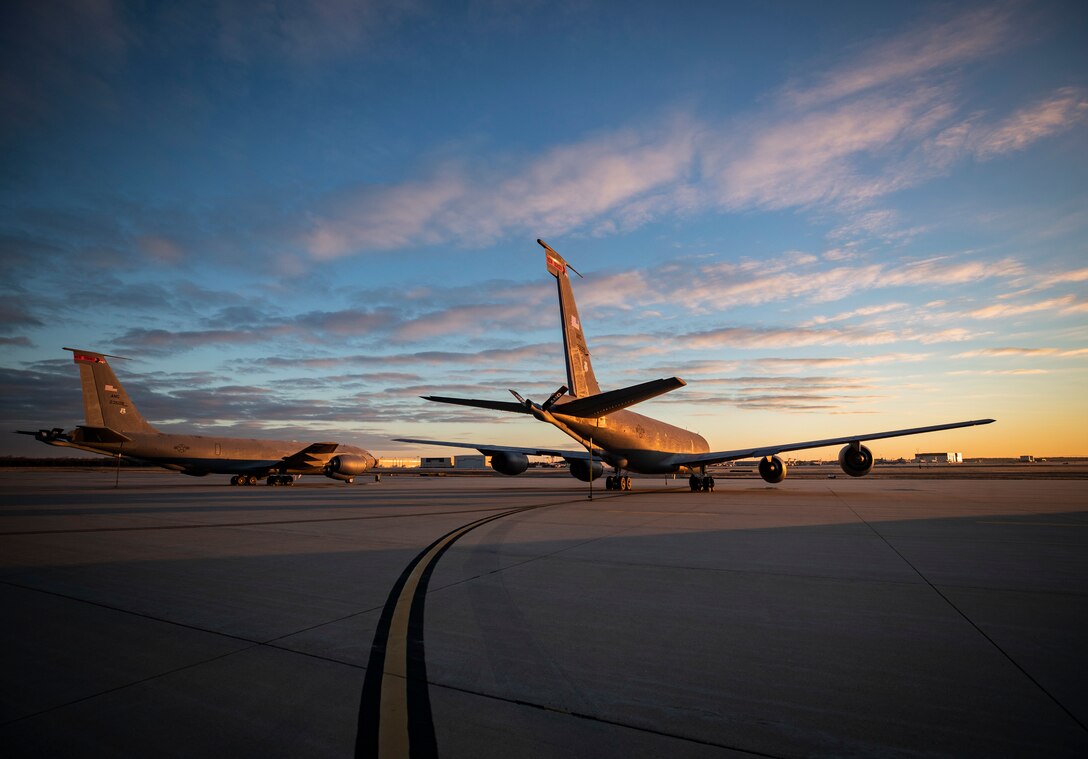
[397,240,994,492]
[18,349,377,486]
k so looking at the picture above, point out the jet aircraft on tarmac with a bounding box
[19,349,377,485]
[397,240,994,492]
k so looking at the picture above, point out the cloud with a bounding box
[0,336,33,347]
[973,87,1088,159]
[966,295,1077,320]
[1035,267,1088,289]
[780,5,1014,108]
[578,251,1022,315]
[290,3,1051,261]
[947,369,1050,376]
[803,303,908,327]
[242,343,561,371]
[392,302,543,341]
[709,88,957,212]
[136,235,184,265]
[646,353,931,377]
[303,120,698,257]
[680,326,899,350]
[954,347,1088,358]
[215,0,422,65]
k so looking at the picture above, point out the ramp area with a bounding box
[1,471,1086,756]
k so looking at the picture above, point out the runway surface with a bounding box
[1,470,1086,757]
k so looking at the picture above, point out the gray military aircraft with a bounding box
[19,348,377,485]
[397,240,994,492]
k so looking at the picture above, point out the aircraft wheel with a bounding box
[604,476,613,490]
[703,475,714,492]
[266,476,276,486]
[247,475,258,486]
[285,476,294,486]
[622,476,632,490]
[230,475,239,486]
[689,474,701,492]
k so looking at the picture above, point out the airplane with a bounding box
[396,239,994,492]
[17,348,377,486]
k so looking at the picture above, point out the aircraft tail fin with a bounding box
[539,239,601,398]
[63,348,158,434]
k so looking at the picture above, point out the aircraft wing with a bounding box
[393,438,591,460]
[554,377,686,418]
[421,396,532,414]
[672,418,996,468]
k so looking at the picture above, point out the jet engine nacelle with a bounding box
[568,459,604,482]
[489,451,529,476]
[838,443,874,477]
[758,455,787,483]
[325,454,372,477]
[325,471,355,483]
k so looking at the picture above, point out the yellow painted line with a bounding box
[377,518,489,757]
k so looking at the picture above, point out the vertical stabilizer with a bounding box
[64,349,157,433]
[538,240,601,398]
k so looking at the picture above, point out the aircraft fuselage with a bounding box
[43,428,375,477]
[551,407,709,474]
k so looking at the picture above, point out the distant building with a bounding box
[1019,455,1035,463]
[454,454,491,469]
[420,456,453,469]
[377,457,420,468]
[914,452,963,464]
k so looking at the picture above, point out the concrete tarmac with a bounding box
[1,470,1086,757]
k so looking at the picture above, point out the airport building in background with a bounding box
[377,457,420,468]
[914,452,963,464]
[421,456,453,469]
[454,455,491,469]
[379,455,492,469]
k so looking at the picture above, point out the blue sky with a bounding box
[2,0,1086,458]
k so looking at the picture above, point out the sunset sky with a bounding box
[2,1,1086,459]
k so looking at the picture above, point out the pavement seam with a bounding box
[428,680,785,758]
[0,505,532,536]
[827,487,1088,736]
[0,578,375,728]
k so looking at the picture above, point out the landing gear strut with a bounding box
[688,471,715,492]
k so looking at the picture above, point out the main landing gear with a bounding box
[230,475,259,486]
[605,475,632,491]
[689,473,715,492]
[266,475,295,486]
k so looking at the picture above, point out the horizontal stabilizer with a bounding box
[75,426,133,444]
[553,377,687,418]
[421,396,533,414]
